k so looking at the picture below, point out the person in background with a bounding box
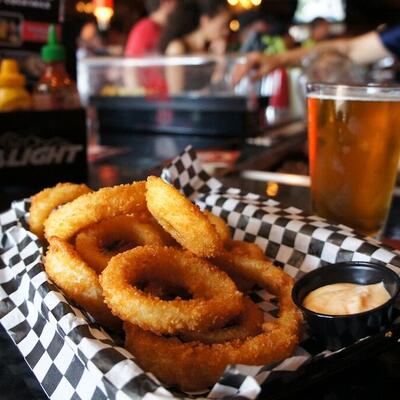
[237,10,271,53]
[77,22,108,60]
[159,0,230,56]
[237,14,296,57]
[233,23,400,82]
[124,0,178,56]
[107,18,127,56]
[159,0,230,94]
[303,17,331,48]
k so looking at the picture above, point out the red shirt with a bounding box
[124,18,161,56]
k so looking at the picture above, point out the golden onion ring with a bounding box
[225,240,265,260]
[180,296,264,344]
[145,176,223,257]
[214,240,265,291]
[75,214,173,274]
[125,318,298,392]
[204,211,231,244]
[29,183,92,240]
[44,237,120,329]
[100,245,244,335]
[44,182,147,241]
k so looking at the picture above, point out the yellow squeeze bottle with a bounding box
[0,59,31,112]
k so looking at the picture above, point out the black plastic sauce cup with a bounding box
[292,262,400,351]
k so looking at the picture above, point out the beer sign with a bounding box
[0,0,63,54]
[0,0,62,23]
[0,109,87,185]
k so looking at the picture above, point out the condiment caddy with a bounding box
[0,26,87,186]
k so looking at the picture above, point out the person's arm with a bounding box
[165,40,186,94]
[276,32,390,67]
[342,31,391,64]
[233,30,392,83]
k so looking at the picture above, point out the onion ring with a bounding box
[225,240,265,260]
[145,176,223,257]
[180,296,264,344]
[44,237,120,329]
[142,283,263,343]
[44,182,147,241]
[75,215,173,274]
[99,245,244,335]
[204,211,231,244]
[212,240,265,291]
[124,250,301,392]
[213,249,302,335]
[29,183,92,240]
[125,319,298,392]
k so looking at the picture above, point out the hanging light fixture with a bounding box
[227,0,262,10]
[93,0,114,31]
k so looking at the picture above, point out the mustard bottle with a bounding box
[0,59,32,112]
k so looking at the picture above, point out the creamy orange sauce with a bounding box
[303,282,390,315]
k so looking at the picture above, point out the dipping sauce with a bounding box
[303,282,391,315]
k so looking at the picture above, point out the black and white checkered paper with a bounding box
[1,146,400,400]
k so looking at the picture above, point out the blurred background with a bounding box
[68,0,400,79]
[2,0,400,185]
[2,0,400,201]
[3,0,400,80]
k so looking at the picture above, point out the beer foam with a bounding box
[308,90,400,102]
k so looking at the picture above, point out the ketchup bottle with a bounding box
[33,25,80,110]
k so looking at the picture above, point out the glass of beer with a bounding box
[307,83,400,236]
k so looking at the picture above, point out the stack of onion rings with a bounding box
[124,250,301,391]
[41,182,169,329]
[29,177,303,392]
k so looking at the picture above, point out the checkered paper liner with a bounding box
[2,146,400,400]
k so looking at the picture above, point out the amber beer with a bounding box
[308,84,400,236]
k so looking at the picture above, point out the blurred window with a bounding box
[294,0,345,23]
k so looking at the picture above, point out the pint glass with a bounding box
[307,84,400,236]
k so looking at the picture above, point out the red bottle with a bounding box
[33,25,80,110]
